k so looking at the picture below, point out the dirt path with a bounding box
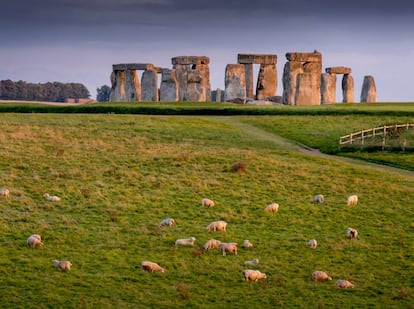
[216,117,414,178]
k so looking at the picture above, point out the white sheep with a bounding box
[206,220,227,232]
[0,188,10,198]
[336,279,355,288]
[347,195,358,206]
[202,198,215,208]
[203,239,222,250]
[347,228,358,239]
[52,260,72,271]
[141,261,164,273]
[307,239,318,249]
[44,193,61,201]
[264,203,279,212]
[27,234,44,247]
[313,194,324,203]
[311,271,332,282]
[219,242,238,256]
[242,240,253,248]
[244,259,259,266]
[175,237,196,246]
[159,218,175,228]
[242,269,267,282]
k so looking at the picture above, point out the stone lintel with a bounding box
[286,52,322,63]
[237,54,277,64]
[172,56,210,65]
[325,66,352,74]
[113,63,154,71]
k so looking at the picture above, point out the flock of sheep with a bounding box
[141,195,359,288]
[1,189,71,271]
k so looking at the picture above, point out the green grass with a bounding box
[0,112,413,308]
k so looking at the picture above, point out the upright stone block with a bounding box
[243,63,254,99]
[224,64,246,102]
[360,75,377,102]
[342,74,354,103]
[295,73,321,105]
[256,64,277,100]
[141,68,158,101]
[160,69,178,101]
[124,69,141,101]
[282,61,303,105]
[321,73,337,104]
[109,70,125,102]
[186,69,205,101]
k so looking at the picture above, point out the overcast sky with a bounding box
[1,0,413,101]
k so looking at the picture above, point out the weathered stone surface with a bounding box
[342,74,354,103]
[303,62,322,74]
[172,56,209,65]
[266,96,283,104]
[282,61,303,105]
[321,73,337,104]
[237,54,277,65]
[360,75,377,102]
[224,64,246,102]
[243,63,254,99]
[326,66,352,74]
[160,69,178,101]
[113,63,154,71]
[295,73,321,105]
[212,88,224,102]
[141,68,158,101]
[286,52,322,63]
[256,64,277,100]
[186,69,205,101]
[124,69,141,101]
[109,70,125,102]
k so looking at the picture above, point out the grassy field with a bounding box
[0,110,413,308]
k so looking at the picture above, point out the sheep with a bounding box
[206,220,227,232]
[27,234,44,247]
[242,269,267,282]
[52,260,72,271]
[44,193,61,201]
[307,239,318,249]
[311,271,332,282]
[159,218,175,228]
[242,239,253,248]
[347,195,358,206]
[203,239,222,250]
[219,242,238,256]
[175,237,196,246]
[347,228,358,239]
[0,188,10,198]
[336,279,355,288]
[264,203,279,212]
[313,194,324,204]
[244,259,259,266]
[141,261,164,273]
[202,198,215,208]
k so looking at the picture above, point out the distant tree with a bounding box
[96,85,111,102]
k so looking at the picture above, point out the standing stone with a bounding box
[360,75,377,102]
[141,68,158,101]
[243,63,254,99]
[124,69,141,101]
[186,69,205,101]
[282,61,303,105]
[109,70,125,102]
[215,88,223,102]
[224,64,246,102]
[321,73,337,104]
[342,74,354,103]
[295,73,321,105]
[160,69,178,101]
[256,64,277,100]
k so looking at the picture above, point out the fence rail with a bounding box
[339,123,414,147]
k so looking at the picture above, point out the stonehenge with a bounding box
[109,52,377,104]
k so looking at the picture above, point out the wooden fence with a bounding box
[339,124,414,148]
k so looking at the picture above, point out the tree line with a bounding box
[0,80,90,102]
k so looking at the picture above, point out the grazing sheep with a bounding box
[219,242,238,256]
[175,237,196,246]
[242,269,267,282]
[242,240,253,248]
[44,193,61,201]
[203,239,222,250]
[0,188,10,198]
[244,259,259,266]
[307,239,318,249]
[52,260,72,271]
[202,198,215,208]
[313,194,324,203]
[336,279,355,288]
[311,271,332,282]
[206,220,227,232]
[347,195,358,206]
[159,218,175,228]
[264,203,279,212]
[141,261,164,273]
[27,234,44,247]
[347,228,358,239]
